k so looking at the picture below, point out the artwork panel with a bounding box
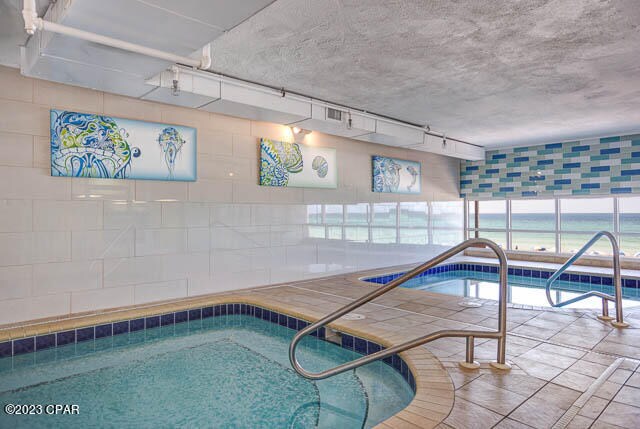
[259,138,337,189]
[372,156,421,194]
[50,110,197,182]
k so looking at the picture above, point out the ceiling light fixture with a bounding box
[291,126,311,136]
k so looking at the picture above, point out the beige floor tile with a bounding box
[581,351,618,366]
[577,395,609,419]
[493,418,533,428]
[534,342,586,359]
[552,370,597,392]
[511,324,561,340]
[566,415,594,429]
[475,372,545,397]
[608,368,633,385]
[443,398,502,429]
[455,379,528,416]
[518,348,578,370]
[596,401,640,429]
[626,371,640,388]
[590,421,626,429]
[594,380,624,400]
[534,383,581,410]
[568,359,609,378]
[509,396,567,429]
[613,386,640,408]
[512,356,565,381]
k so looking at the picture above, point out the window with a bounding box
[467,200,477,229]
[620,197,640,233]
[372,227,396,244]
[465,196,640,258]
[399,202,428,227]
[324,205,343,225]
[619,197,640,257]
[306,205,322,224]
[432,201,463,229]
[477,230,507,249]
[345,204,369,225]
[399,202,428,244]
[511,199,555,231]
[560,198,613,232]
[560,197,614,255]
[345,226,369,242]
[511,199,556,252]
[478,200,506,229]
[433,229,463,246]
[302,201,465,246]
[432,201,464,246]
[372,203,397,226]
[512,232,556,252]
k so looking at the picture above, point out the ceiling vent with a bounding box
[327,107,342,122]
[288,103,375,138]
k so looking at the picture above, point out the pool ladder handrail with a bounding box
[545,231,629,328]
[289,238,512,380]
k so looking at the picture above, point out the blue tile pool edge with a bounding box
[360,262,640,290]
[0,302,417,393]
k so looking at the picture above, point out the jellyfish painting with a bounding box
[50,110,141,179]
[158,127,186,179]
[406,165,418,191]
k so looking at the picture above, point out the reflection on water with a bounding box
[402,273,640,309]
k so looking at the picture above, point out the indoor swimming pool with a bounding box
[0,308,414,429]
[362,263,640,309]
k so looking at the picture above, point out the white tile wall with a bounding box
[0,66,462,324]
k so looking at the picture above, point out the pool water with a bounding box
[0,315,413,429]
[398,270,640,309]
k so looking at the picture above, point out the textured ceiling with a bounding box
[209,0,640,147]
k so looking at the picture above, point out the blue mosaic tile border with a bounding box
[0,303,416,392]
[361,262,639,290]
[460,134,640,199]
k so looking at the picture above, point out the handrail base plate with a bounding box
[597,315,615,321]
[490,361,512,370]
[459,361,480,370]
[611,321,630,328]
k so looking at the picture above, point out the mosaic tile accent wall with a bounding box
[460,134,640,200]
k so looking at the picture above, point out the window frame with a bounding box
[306,201,464,245]
[464,195,640,258]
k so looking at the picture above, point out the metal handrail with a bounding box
[545,231,628,328]
[289,238,511,380]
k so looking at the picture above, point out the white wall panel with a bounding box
[0,67,461,324]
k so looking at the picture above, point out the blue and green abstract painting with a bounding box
[50,110,196,181]
[259,138,337,189]
[372,156,421,194]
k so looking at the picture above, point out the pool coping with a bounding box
[0,292,454,429]
[359,262,640,288]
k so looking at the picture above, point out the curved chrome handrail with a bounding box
[545,231,628,327]
[289,238,511,380]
